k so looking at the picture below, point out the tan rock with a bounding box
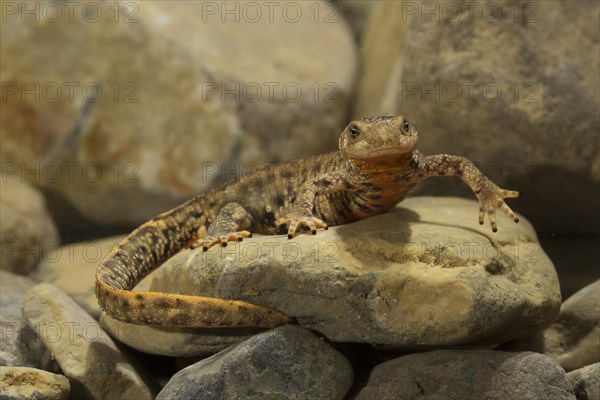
[0,366,70,400]
[0,178,59,274]
[1,1,356,226]
[142,197,559,350]
[545,280,600,371]
[21,283,154,400]
[31,235,126,318]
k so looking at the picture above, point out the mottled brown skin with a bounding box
[96,116,519,328]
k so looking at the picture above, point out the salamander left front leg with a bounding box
[421,154,520,232]
[274,171,347,238]
[274,213,329,239]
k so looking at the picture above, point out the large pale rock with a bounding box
[21,283,154,400]
[0,366,70,400]
[567,363,600,400]
[545,280,600,371]
[148,197,560,348]
[0,271,56,371]
[355,0,600,236]
[156,326,353,400]
[0,178,59,274]
[1,1,356,226]
[31,235,126,318]
[355,350,575,400]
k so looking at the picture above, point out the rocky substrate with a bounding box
[2,197,598,399]
[1,0,598,398]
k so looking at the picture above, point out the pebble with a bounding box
[0,366,70,400]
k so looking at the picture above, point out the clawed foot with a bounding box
[190,231,252,251]
[477,185,520,232]
[273,214,328,239]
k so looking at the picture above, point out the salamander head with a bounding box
[339,116,418,161]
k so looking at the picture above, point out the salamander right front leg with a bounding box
[189,202,253,251]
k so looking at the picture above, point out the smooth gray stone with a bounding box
[157,325,353,400]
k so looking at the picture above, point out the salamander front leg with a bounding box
[189,202,253,251]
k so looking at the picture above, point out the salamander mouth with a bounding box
[345,145,415,160]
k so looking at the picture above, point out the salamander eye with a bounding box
[349,125,360,138]
[401,120,410,132]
